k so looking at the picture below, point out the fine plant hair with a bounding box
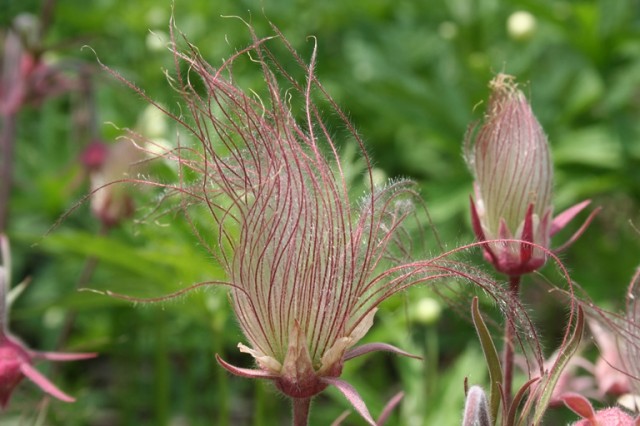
[570,267,640,390]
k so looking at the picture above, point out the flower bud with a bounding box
[465,74,553,276]
[462,386,491,426]
[0,235,96,408]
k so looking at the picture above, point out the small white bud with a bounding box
[507,11,537,41]
[413,297,442,325]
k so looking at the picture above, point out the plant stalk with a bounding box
[0,234,10,335]
[502,275,521,408]
[292,397,311,426]
[0,112,17,233]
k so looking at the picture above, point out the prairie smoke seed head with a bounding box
[131,24,432,424]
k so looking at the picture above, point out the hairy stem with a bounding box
[292,397,311,426]
[502,275,521,408]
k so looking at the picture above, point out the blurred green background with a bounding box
[1,0,640,424]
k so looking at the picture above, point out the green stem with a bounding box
[154,310,169,426]
[292,397,311,426]
[424,324,439,402]
[253,380,266,426]
[502,275,521,409]
[212,316,229,426]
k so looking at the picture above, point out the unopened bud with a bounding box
[462,385,491,426]
[465,74,553,276]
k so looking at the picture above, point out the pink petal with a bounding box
[553,205,602,253]
[31,351,97,361]
[321,377,376,426]
[376,391,404,426]
[19,362,75,402]
[215,354,278,379]
[344,342,421,361]
[550,200,591,236]
[561,392,596,421]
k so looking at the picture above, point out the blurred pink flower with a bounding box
[82,139,143,228]
[588,318,632,397]
[0,14,76,116]
[619,268,640,399]
[562,393,639,426]
[581,268,640,411]
[0,235,96,408]
[0,334,95,408]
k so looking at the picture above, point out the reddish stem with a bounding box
[502,275,521,409]
[292,397,311,426]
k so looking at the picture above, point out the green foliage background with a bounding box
[2,0,640,424]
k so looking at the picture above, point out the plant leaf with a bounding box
[505,377,538,426]
[471,296,502,424]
